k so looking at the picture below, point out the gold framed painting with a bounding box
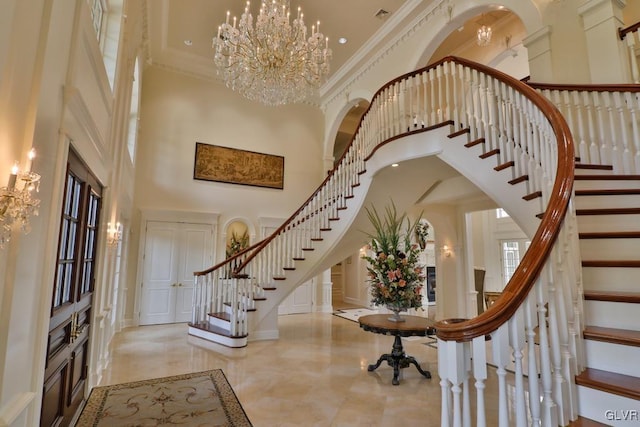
[193,142,284,189]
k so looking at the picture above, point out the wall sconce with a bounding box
[442,245,452,258]
[107,222,123,247]
[0,148,40,248]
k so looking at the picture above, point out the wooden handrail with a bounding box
[434,56,575,341]
[526,81,640,92]
[619,21,640,41]
[233,57,458,274]
[193,239,264,276]
[197,56,574,345]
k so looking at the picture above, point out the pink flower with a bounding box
[399,279,407,288]
[387,270,397,280]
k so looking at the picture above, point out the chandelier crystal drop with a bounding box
[213,0,332,107]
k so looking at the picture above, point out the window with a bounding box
[500,239,530,286]
[496,208,510,218]
[89,0,105,40]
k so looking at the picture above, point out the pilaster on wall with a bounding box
[523,26,553,82]
[579,0,629,83]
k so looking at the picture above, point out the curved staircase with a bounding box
[187,57,640,425]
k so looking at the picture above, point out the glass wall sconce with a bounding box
[0,149,40,248]
[107,222,123,247]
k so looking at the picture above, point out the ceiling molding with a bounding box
[321,0,449,109]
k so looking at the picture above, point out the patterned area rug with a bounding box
[75,369,252,426]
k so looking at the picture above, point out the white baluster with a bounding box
[491,324,510,427]
[593,91,610,165]
[509,307,527,427]
[582,90,600,165]
[625,91,640,175]
[524,296,541,426]
[568,90,588,163]
[626,31,639,83]
[472,335,487,427]
[547,271,569,425]
[438,338,452,427]
[604,91,622,172]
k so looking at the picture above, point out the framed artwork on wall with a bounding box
[193,142,285,189]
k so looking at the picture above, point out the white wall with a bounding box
[127,67,326,322]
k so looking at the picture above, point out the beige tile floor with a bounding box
[99,308,501,426]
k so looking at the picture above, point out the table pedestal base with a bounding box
[367,335,431,385]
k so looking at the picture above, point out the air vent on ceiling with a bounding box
[375,9,391,20]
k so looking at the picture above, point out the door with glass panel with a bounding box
[41,150,101,427]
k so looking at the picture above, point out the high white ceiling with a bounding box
[143,0,415,82]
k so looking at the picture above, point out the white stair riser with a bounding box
[577,386,640,425]
[579,238,640,261]
[577,214,640,232]
[575,194,640,210]
[584,300,640,330]
[575,179,640,191]
[584,340,640,377]
[582,266,639,292]
[188,326,247,348]
[208,315,231,330]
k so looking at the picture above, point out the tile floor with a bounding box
[98,308,501,426]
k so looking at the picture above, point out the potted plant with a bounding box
[361,202,425,322]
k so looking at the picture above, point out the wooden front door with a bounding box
[139,221,213,325]
[41,150,101,427]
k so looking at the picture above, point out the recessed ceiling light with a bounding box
[338,37,348,44]
[184,39,193,46]
[391,163,399,168]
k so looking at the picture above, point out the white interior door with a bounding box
[174,224,213,322]
[140,221,213,325]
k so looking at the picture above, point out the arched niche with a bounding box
[224,219,250,258]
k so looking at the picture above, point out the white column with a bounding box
[316,269,333,313]
[578,0,629,83]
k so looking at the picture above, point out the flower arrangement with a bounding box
[226,230,249,258]
[361,202,425,314]
[415,220,430,250]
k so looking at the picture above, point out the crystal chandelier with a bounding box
[477,24,492,46]
[0,149,41,248]
[213,0,332,106]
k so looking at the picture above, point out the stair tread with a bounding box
[189,321,247,339]
[580,231,640,239]
[576,207,640,215]
[576,368,640,400]
[575,164,613,170]
[568,416,611,426]
[583,325,640,347]
[479,148,499,159]
[508,175,528,185]
[576,188,640,196]
[209,312,230,321]
[582,260,640,267]
[584,290,640,303]
[575,174,640,180]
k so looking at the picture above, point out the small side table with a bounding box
[358,314,436,385]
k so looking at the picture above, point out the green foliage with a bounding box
[362,201,425,310]
[226,230,249,258]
